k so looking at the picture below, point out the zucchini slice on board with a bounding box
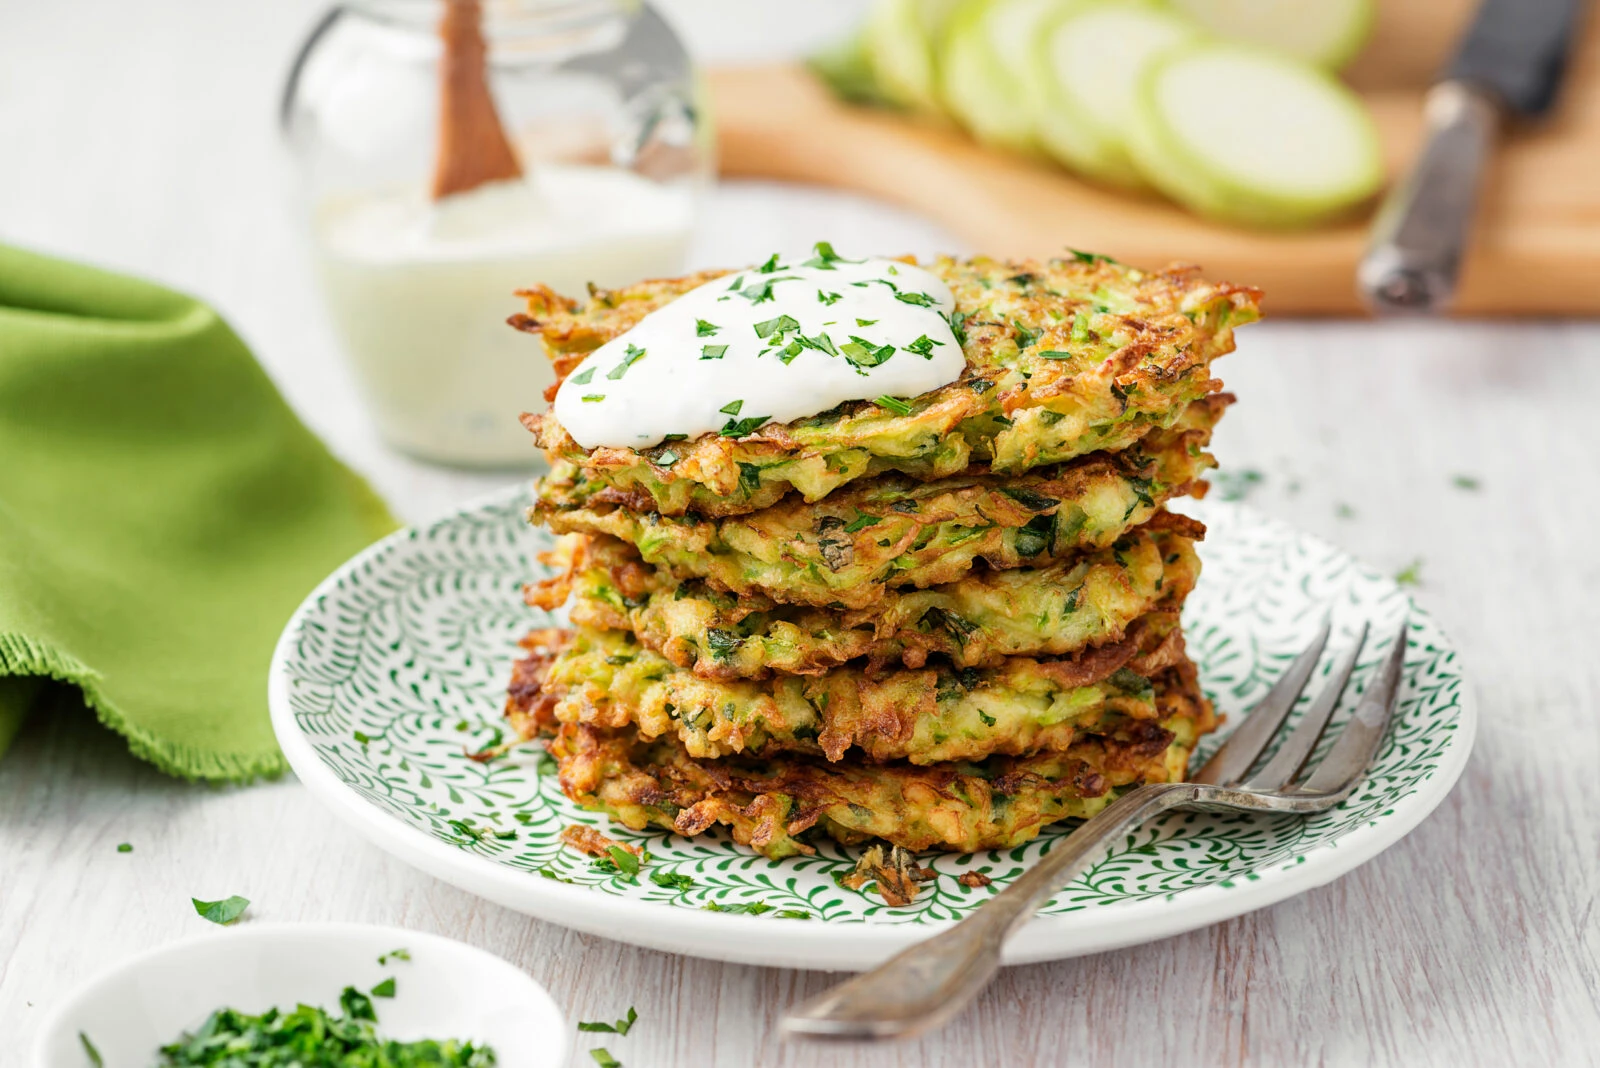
[939,0,1063,153]
[866,0,964,114]
[1127,43,1383,228]
[1028,0,1201,188]
[1166,0,1375,71]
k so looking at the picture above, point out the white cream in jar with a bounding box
[315,164,694,467]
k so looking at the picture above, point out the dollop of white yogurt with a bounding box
[552,247,963,450]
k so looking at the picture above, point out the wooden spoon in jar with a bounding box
[432,0,523,199]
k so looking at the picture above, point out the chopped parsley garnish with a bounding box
[590,1050,621,1068]
[154,990,496,1066]
[654,449,679,467]
[735,276,799,303]
[342,988,376,1022]
[117,842,132,853]
[1110,668,1154,699]
[757,252,780,273]
[581,394,605,403]
[578,1008,638,1035]
[721,414,771,437]
[737,462,763,497]
[753,314,800,339]
[606,343,646,380]
[875,395,913,416]
[841,336,895,370]
[705,628,745,658]
[843,512,881,533]
[727,275,743,291]
[650,870,696,890]
[1000,486,1059,511]
[802,241,852,269]
[695,319,719,337]
[591,848,642,883]
[569,366,595,385]
[700,344,727,360]
[719,399,743,417]
[904,334,943,358]
[893,290,937,307]
[1011,320,1041,350]
[1395,559,1423,586]
[192,894,250,926]
[943,309,969,347]
[370,977,396,998]
[704,900,773,915]
[797,332,839,358]
[80,1033,103,1068]
[1068,248,1118,265]
[607,846,640,876]
[1013,514,1055,557]
[378,948,411,965]
[977,710,997,727]
[1035,350,1073,360]
[855,318,877,327]
[818,290,843,305]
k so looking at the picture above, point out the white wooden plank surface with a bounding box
[2,2,1598,1065]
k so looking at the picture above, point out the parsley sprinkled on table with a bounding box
[191,894,249,925]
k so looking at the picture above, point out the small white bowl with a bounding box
[32,923,566,1068]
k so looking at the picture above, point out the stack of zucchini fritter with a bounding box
[505,253,1260,860]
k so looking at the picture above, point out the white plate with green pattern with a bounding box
[268,486,1474,971]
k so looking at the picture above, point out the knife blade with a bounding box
[1447,0,1584,116]
[1358,0,1590,315]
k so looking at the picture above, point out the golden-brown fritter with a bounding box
[515,254,1259,517]
[509,616,1193,766]
[535,523,1202,680]
[520,665,1214,859]
[530,397,1223,611]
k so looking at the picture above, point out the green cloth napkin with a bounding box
[0,244,397,780]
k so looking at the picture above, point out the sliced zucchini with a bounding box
[865,0,964,114]
[1166,0,1374,71]
[938,0,1064,153]
[1128,43,1383,228]
[1027,0,1201,188]
[809,32,894,107]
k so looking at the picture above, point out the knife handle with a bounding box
[1357,81,1502,315]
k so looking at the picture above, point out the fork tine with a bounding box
[1298,620,1408,796]
[1243,623,1369,791]
[1192,618,1331,787]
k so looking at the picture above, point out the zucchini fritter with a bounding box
[515,255,1259,517]
[532,396,1224,611]
[536,524,1202,680]
[523,668,1213,859]
[514,617,1192,766]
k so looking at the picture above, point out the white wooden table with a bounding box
[3,2,1597,1065]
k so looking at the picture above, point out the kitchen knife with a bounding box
[1358,0,1589,315]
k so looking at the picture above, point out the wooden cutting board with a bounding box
[707,0,1600,316]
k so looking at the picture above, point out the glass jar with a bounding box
[282,0,709,468]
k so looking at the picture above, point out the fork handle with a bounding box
[782,782,1194,1041]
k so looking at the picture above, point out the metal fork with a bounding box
[783,616,1406,1042]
